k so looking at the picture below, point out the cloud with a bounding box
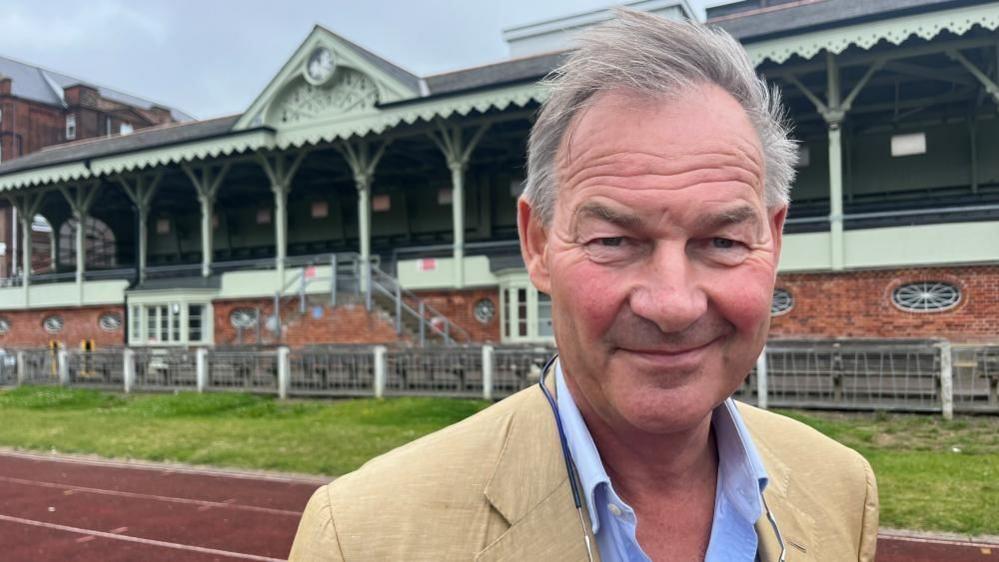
[0,0,167,51]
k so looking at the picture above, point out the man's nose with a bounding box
[627,243,708,334]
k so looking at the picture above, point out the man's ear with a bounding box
[517,197,552,294]
[769,205,788,278]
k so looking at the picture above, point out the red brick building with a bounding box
[0,54,190,278]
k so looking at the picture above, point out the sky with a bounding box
[0,0,715,120]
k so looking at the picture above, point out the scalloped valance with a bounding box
[745,2,999,64]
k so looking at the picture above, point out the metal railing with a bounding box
[288,347,374,396]
[133,348,198,391]
[2,341,996,416]
[493,345,556,398]
[67,349,124,388]
[384,347,483,397]
[759,340,945,412]
[207,350,279,393]
[952,345,999,412]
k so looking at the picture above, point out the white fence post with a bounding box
[939,341,953,421]
[373,345,387,399]
[58,349,69,386]
[196,348,208,393]
[756,346,769,410]
[482,345,494,401]
[16,350,26,386]
[123,348,135,394]
[278,346,290,400]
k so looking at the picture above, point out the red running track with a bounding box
[0,450,994,561]
[0,451,325,561]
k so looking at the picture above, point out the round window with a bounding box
[473,299,496,324]
[98,312,122,332]
[42,315,64,334]
[771,288,794,316]
[230,308,259,329]
[892,281,960,313]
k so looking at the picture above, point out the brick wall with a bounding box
[412,288,501,343]
[213,298,400,347]
[0,305,126,348]
[771,265,999,343]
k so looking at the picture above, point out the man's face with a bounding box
[520,84,787,436]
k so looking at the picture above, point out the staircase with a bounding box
[272,253,471,347]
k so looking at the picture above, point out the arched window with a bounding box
[59,217,117,268]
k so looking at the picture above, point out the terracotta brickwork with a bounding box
[0,305,126,348]
[213,298,400,348]
[412,288,501,343]
[771,265,999,343]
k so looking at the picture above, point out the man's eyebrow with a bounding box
[574,202,643,230]
[702,205,761,231]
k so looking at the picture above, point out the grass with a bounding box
[778,409,998,536]
[0,386,489,475]
[0,386,994,535]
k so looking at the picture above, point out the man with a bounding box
[290,10,878,562]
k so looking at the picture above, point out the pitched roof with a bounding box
[315,25,423,94]
[0,115,240,175]
[424,51,565,96]
[707,0,990,42]
[0,54,194,121]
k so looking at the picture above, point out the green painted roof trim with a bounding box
[744,2,999,64]
[273,81,546,149]
[234,25,421,131]
[0,128,275,191]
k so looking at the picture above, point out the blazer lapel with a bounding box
[476,377,600,562]
[753,437,816,562]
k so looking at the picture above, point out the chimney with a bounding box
[148,105,174,124]
[63,83,100,108]
[0,76,11,96]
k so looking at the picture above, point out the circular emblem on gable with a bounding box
[230,308,259,329]
[0,318,10,335]
[305,46,336,85]
[42,315,64,334]
[473,298,496,324]
[98,312,122,332]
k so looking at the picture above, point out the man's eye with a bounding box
[597,237,625,247]
[712,237,738,249]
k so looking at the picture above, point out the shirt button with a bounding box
[608,503,623,517]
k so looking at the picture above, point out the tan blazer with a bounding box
[289,384,878,561]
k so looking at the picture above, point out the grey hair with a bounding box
[524,9,797,225]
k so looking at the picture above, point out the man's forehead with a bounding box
[556,83,763,170]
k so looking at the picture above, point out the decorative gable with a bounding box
[234,26,421,131]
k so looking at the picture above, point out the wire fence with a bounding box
[0,341,996,416]
[133,349,198,391]
[207,350,279,393]
[384,347,483,397]
[289,347,374,397]
[759,340,944,412]
[67,349,124,389]
[493,345,556,398]
[952,345,999,412]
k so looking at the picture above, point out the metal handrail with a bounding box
[369,265,472,344]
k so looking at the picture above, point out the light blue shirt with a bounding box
[555,362,769,562]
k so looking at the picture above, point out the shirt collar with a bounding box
[554,360,769,533]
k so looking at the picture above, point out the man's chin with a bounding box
[609,386,721,435]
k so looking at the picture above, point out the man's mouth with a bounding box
[617,337,721,367]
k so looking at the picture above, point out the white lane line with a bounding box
[0,475,302,517]
[879,533,999,548]
[0,449,329,485]
[0,513,285,562]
